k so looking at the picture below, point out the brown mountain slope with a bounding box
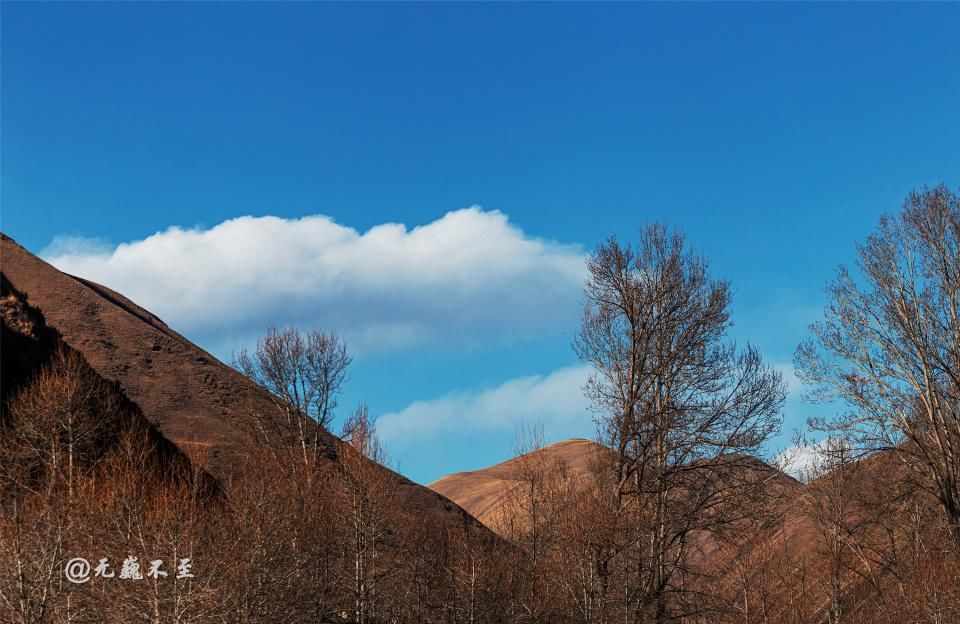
[429,437,608,528]
[0,232,479,526]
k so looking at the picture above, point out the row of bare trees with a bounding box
[0,347,215,623]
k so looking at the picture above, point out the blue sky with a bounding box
[3,2,958,484]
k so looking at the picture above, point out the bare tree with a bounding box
[574,224,786,622]
[338,403,402,624]
[496,424,569,623]
[233,325,351,466]
[554,449,622,624]
[797,437,860,624]
[5,347,120,499]
[796,185,960,539]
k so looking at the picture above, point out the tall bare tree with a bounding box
[796,185,960,539]
[233,325,351,466]
[574,224,786,622]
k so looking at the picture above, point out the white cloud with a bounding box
[43,207,586,352]
[376,364,593,445]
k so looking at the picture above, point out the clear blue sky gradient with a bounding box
[3,2,959,483]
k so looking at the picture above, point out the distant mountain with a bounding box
[430,437,801,537]
[430,437,608,530]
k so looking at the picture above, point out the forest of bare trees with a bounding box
[1,186,958,622]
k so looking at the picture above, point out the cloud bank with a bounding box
[376,364,593,446]
[43,208,586,352]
